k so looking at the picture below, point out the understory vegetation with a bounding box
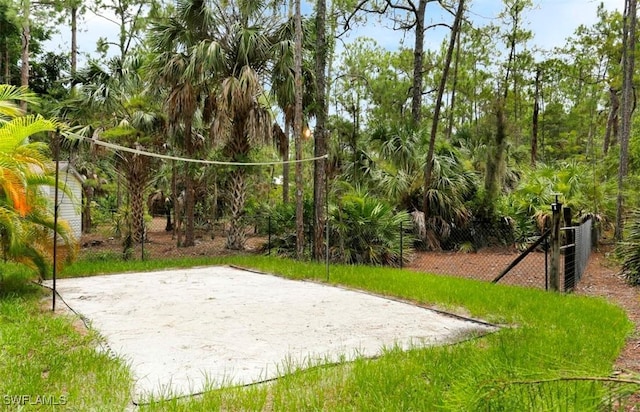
[1,256,636,411]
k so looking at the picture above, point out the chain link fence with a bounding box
[406,227,551,290]
[75,198,593,293]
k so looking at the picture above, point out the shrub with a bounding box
[618,208,640,286]
[330,191,414,267]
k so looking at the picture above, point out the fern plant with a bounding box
[618,208,640,286]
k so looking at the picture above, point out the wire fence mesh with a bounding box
[75,194,592,294]
[406,227,551,290]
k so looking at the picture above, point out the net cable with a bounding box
[71,134,328,166]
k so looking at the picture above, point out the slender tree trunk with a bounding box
[71,5,77,76]
[446,27,462,141]
[4,40,9,83]
[615,0,637,241]
[283,120,290,204]
[130,174,146,243]
[531,66,540,166]
[484,102,508,210]
[410,0,427,126]
[82,185,93,233]
[423,0,465,219]
[603,87,620,155]
[293,0,304,258]
[313,0,328,261]
[0,34,4,84]
[20,0,30,110]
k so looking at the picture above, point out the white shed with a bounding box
[45,162,84,240]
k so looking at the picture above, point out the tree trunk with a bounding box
[446,26,462,141]
[484,102,508,213]
[82,185,93,233]
[226,168,247,250]
[20,0,30,111]
[282,120,290,204]
[171,160,181,246]
[183,125,195,247]
[294,0,304,259]
[423,0,465,220]
[4,40,9,83]
[603,87,620,155]
[130,178,145,243]
[313,0,328,261]
[128,153,149,243]
[183,163,195,247]
[71,5,77,76]
[410,0,427,126]
[531,66,540,166]
[615,0,637,241]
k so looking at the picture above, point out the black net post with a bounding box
[545,235,549,291]
[325,156,330,282]
[268,215,272,256]
[52,130,60,312]
[400,220,403,269]
[549,197,562,292]
[563,207,575,292]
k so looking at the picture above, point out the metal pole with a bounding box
[399,220,403,269]
[550,196,562,292]
[141,213,145,260]
[269,165,273,256]
[268,216,271,256]
[52,131,60,312]
[563,207,575,292]
[325,156,330,282]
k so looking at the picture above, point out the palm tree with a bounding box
[66,56,165,245]
[0,85,76,277]
[149,0,283,250]
[368,126,477,250]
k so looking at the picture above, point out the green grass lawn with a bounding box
[0,255,637,411]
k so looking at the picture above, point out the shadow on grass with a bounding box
[0,263,44,299]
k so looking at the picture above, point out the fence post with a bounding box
[563,207,575,292]
[549,198,562,292]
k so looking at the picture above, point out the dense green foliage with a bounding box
[5,1,640,267]
[618,208,640,285]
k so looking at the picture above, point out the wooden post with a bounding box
[549,198,562,292]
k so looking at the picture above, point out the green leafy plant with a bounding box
[330,189,414,267]
[617,208,640,285]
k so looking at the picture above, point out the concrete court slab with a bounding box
[44,266,496,401]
